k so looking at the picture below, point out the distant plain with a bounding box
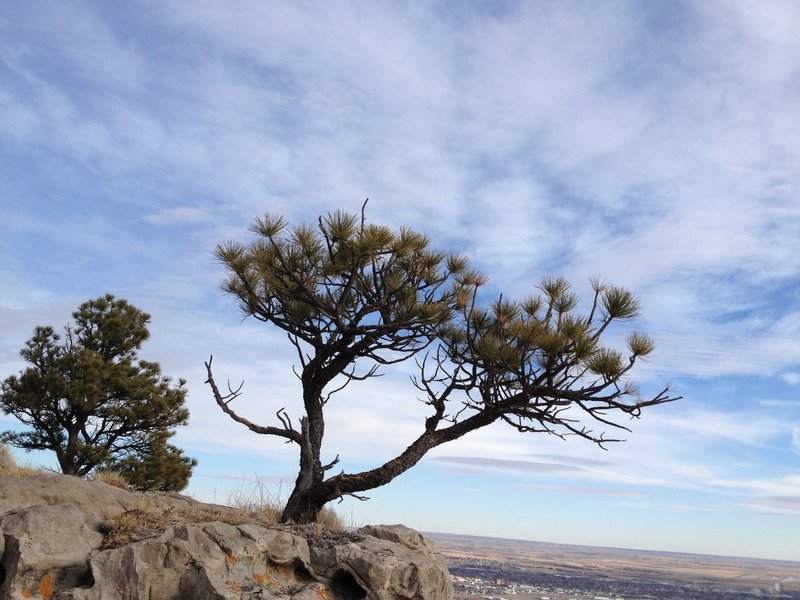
[428,532,800,593]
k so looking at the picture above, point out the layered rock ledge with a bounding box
[0,474,453,600]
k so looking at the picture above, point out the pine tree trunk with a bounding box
[281,483,326,523]
[280,414,327,524]
[280,451,326,523]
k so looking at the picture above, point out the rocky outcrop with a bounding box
[0,474,453,600]
[312,525,453,600]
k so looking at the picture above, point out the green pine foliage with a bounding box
[215,209,469,358]
[105,432,197,492]
[0,295,195,490]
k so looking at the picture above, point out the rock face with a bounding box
[0,474,453,600]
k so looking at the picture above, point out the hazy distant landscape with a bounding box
[429,532,800,599]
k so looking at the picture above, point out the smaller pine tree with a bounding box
[0,294,195,490]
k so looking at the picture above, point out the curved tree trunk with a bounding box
[280,396,328,523]
[280,418,326,523]
[280,405,504,523]
[281,477,327,523]
[336,406,502,497]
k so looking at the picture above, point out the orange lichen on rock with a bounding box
[225,579,242,592]
[226,553,237,565]
[38,574,55,599]
[21,588,32,598]
[253,568,270,586]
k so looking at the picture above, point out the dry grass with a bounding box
[225,476,284,520]
[317,506,346,531]
[91,470,131,489]
[0,444,14,470]
[102,498,282,548]
[102,477,348,549]
[225,476,347,531]
[224,476,345,530]
[0,444,42,478]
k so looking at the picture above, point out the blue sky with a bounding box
[1,1,799,562]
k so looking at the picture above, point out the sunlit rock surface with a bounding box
[0,474,452,600]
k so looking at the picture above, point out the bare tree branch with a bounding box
[204,356,302,444]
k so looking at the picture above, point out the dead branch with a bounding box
[204,356,302,444]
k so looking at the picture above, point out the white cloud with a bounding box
[712,474,800,498]
[642,408,789,448]
[520,483,649,498]
[744,496,800,515]
[431,456,582,474]
[782,373,800,385]
[144,207,213,226]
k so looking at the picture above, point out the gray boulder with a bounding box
[0,474,453,600]
[0,472,196,529]
[72,522,317,600]
[312,525,453,600]
[0,473,202,600]
[1,503,99,599]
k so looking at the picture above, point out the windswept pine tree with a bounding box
[207,206,678,523]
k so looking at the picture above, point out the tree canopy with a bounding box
[1,294,195,490]
[207,207,678,523]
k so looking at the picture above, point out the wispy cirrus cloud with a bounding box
[744,496,800,515]
[431,456,582,474]
[518,484,649,498]
[144,207,214,226]
[712,474,800,498]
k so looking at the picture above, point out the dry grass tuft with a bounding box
[0,444,14,470]
[101,498,283,549]
[91,470,131,489]
[226,476,283,522]
[101,499,170,548]
[102,477,349,549]
[0,444,42,478]
[317,506,346,532]
[225,476,347,532]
